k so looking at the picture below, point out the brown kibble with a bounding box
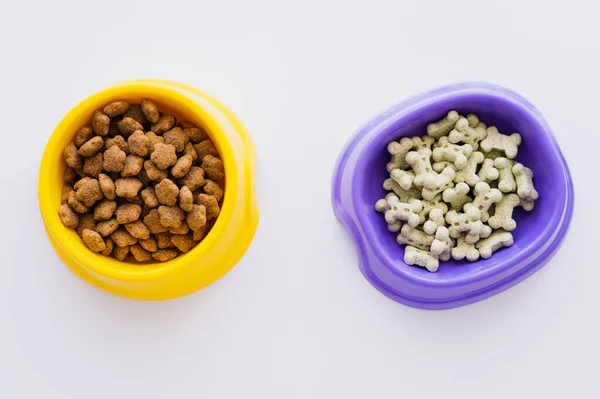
[192,222,212,241]
[73,176,90,190]
[78,136,104,157]
[115,178,143,199]
[96,218,119,237]
[100,145,125,173]
[98,173,116,200]
[121,155,144,177]
[194,140,219,159]
[113,245,129,261]
[152,249,179,262]
[130,244,152,262]
[68,190,89,213]
[158,205,185,228]
[101,238,114,256]
[143,209,169,234]
[123,104,148,124]
[141,187,159,208]
[171,154,193,178]
[64,167,78,185]
[146,131,164,152]
[64,142,83,171]
[155,179,180,206]
[125,220,150,239]
[144,160,168,181]
[184,127,207,143]
[127,195,144,206]
[183,142,198,162]
[94,199,117,221]
[128,130,150,157]
[150,143,178,170]
[169,221,189,235]
[76,178,103,207]
[197,193,220,219]
[92,110,110,136]
[103,101,130,117]
[118,117,144,137]
[140,237,158,252]
[156,232,174,249]
[164,127,188,152]
[179,166,205,191]
[171,233,197,253]
[178,120,197,129]
[116,203,142,224]
[151,114,175,133]
[104,135,129,154]
[179,186,194,212]
[58,204,79,228]
[201,155,225,181]
[82,152,104,177]
[76,213,97,237]
[111,227,137,247]
[203,180,224,202]
[82,229,106,252]
[61,186,73,204]
[186,204,207,231]
[74,125,93,147]
[141,99,160,123]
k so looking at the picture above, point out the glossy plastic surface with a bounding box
[39,79,259,300]
[331,82,574,310]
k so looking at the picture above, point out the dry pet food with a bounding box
[376,110,538,272]
[59,99,225,263]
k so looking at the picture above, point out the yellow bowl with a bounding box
[38,79,259,300]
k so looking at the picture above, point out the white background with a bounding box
[0,0,597,398]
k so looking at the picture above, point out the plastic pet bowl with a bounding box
[39,79,259,300]
[331,82,574,310]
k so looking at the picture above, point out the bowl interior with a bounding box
[356,92,568,281]
[41,83,233,276]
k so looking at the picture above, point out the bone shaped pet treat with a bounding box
[512,163,539,200]
[451,235,480,261]
[488,193,520,231]
[494,157,517,193]
[478,158,500,184]
[442,182,471,210]
[383,196,423,228]
[449,117,487,150]
[476,230,514,259]
[454,151,484,186]
[423,208,446,235]
[383,178,423,202]
[432,161,457,173]
[480,126,522,159]
[390,168,415,190]
[521,197,535,212]
[445,207,485,239]
[397,224,435,251]
[406,147,435,187]
[430,226,453,259]
[422,167,455,201]
[427,110,460,139]
[432,137,473,170]
[463,181,503,222]
[386,137,414,172]
[404,246,439,272]
[413,136,436,150]
[464,224,492,245]
[418,194,449,225]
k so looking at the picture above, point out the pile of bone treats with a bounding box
[376,111,538,272]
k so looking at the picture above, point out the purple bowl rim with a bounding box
[331,82,575,310]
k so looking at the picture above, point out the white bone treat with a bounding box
[483,149,505,160]
[432,137,473,170]
[442,182,471,210]
[413,136,436,149]
[374,196,405,232]
[448,117,487,150]
[454,151,484,186]
[465,224,492,245]
[430,226,453,259]
[427,110,460,139]
[521,197,535,212]
[422,167,455,201]
[432,161,457,173]
[480,126,522,159]
[488,193,520,231]
[383,196,422,228]
[463,182,503,222]
[397,224,435,251]
[404,246,439,272]
[390,168,415,190]
[418,195,449,224]
[386,137,414,172]
[466,114,479,127]
[512,163,539,200]
[451,235,480,261]
[476,230,514,259]
[478,158,500,184]
[423,208,446,235]
[383,178,423,202]
[406,148,434,187]
[445,207,485,239]
[494,157,517,193]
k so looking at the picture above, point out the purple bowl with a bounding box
[331,82,574,310]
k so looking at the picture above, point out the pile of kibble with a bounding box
[58,99,224,262]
